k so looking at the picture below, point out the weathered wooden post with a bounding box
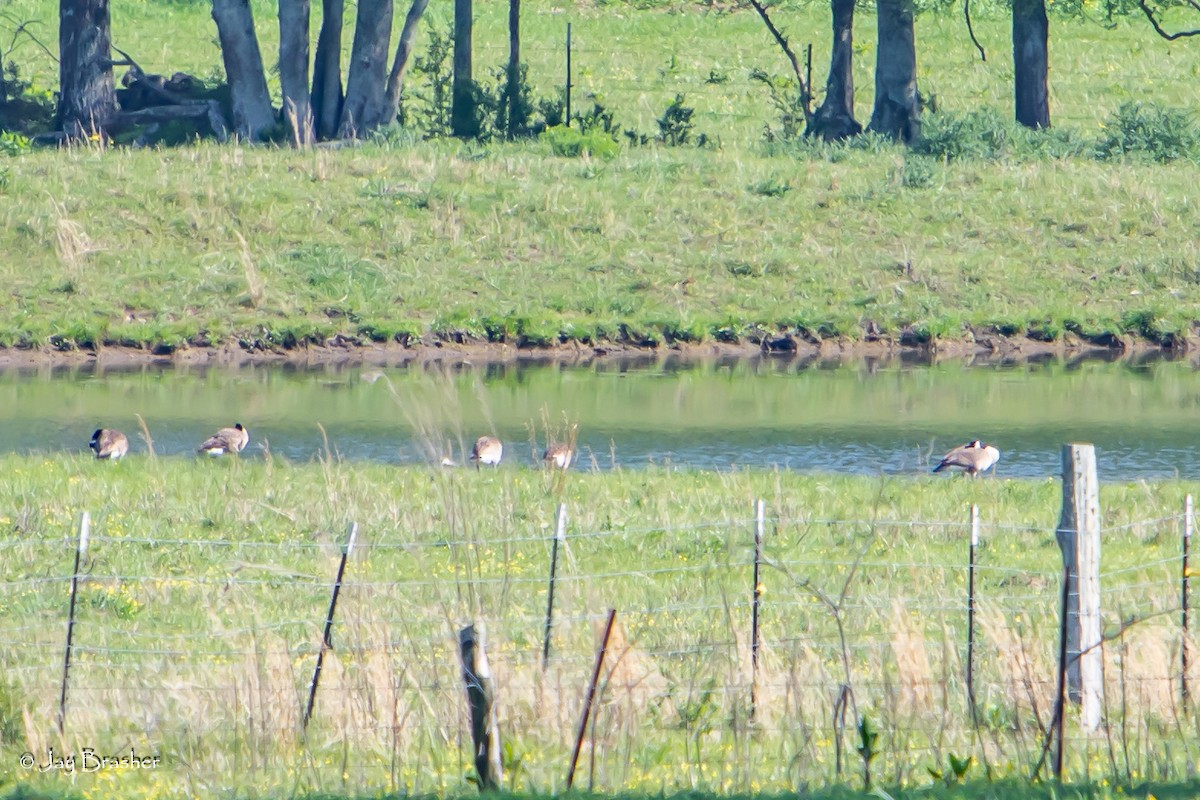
[460,623,502,791]
[1055,444,1103,733]
[58,511,90,733]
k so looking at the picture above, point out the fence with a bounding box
[1,449,1196,794]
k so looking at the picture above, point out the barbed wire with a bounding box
[7,510,1187,555]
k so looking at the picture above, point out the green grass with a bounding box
[3,786,1200,800]
[1,456,1198,798]
[1,5,1199,353]
[2,137,1199,355]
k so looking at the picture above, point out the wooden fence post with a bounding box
[58,511,90,733]
[460,623,502,791]
[1054,443,1103,733]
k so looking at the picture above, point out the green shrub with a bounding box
[1095,102,1200,163]
[900,155,938,188]
[0,60,56,134]
[750,68,805,142]
[656,93,696,146]
[0,130,31,156]
[913,107,1012,161]
[1011,125,1090,159]
[1120,307,1181,345]
[540,125,619,159]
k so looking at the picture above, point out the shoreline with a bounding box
[0,330,1195,371]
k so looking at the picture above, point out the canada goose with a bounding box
[198,423,249,456]
[89,428,129,460]
[933,440,1000,476]
[542,442,573,470]
[470,436,503,469]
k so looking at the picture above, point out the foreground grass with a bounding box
[2,457,1198,797]
[1,5,1199,354]
[3,785,1200,800]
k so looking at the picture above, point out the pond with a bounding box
[1,353,1198,481]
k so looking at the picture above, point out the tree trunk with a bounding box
[451,0,478,138]
[506,0,520,138]
[867,0,920,143]
[808,0,861,141]
[1013,0,1050,129]
[382,0,430,127]
[338,0,393,138]
[311,0,344,140]
[58,0,118,137]
[279,0,313,144]
[211,0,275,140]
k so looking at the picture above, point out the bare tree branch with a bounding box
[0,12,58,63]
[744,0,812,121]
[964,0,986,61]
[1137,0,1200,39]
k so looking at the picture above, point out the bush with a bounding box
[540,125,620,159]
[0,60,55,135]
[899,155,938,188]
[1011,125,1091,159]
[750,68,805,142]
[1095,102,1200,163]
[912,107,1012,161]
[656,93,695,146]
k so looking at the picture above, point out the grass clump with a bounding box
[1095,102,1200,163]
[540,124,620,159]
[914,107,1013,161]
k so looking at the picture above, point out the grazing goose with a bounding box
[198,423,249,457]
[89,428,129,460]
[470,436,503,469]
[542,442,574,470]
[933,440,1000,476]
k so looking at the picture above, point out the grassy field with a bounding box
[0,3,1199,355]
[1,455,1198,798]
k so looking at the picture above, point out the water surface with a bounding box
[1,354,1198,480]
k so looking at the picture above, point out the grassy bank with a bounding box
[2,457,1198,797]
[1,4,1199,357]
[3,136,1198,357]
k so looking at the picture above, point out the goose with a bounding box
[933,440,1000,476]
[198,423,249,456]
[470,436,503,469]
[542,442,574,470]
[89,428,129,460]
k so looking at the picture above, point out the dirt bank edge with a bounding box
[0,329,1195,370]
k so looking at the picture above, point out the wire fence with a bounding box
[2,493,1196,794]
